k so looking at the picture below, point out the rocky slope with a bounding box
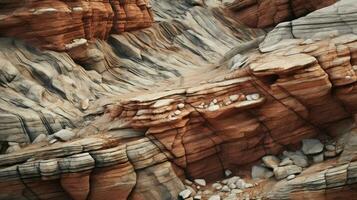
[0,0,357,200]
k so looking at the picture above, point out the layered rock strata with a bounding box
[228,0,336,28]
[0,0,153,51]
[1,0,357,199]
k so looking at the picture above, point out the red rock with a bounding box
[0,0,153,52]
[228,0,336,28]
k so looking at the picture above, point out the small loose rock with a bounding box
[194,179,206,187]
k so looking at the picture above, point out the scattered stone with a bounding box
[152,99,174,108]
[283,151,309,167]
[196,186,200,190]
[178,103,185,109]
[274,165,302,180]
[336,145,344,154]
[224,100,232,106]
[32,134,47,144]
[224,194,237,200]
[49,138,58,144]
[179,189,192,199]
[245,183,253,188]
[231,189,243,194]
[81,98,89,110]
[228,183,236,189]
[313,153,324,163]
[302,139,324,155]
[208,104,220,111]
[287,174,296,180]
[194,195,202,200]
[279,157,294,166]
[221,179,228,184]
[185,179,193,185]
[251,93,260,100]
[212,183,222,190]
[5,143,21,154]
[174,110,182,115]
[226,176,240,185]
[53,128,75,142]
[235,179,246,189]
[325,144,336,151]
[208,195,221,200]
[324,150,337,158]
[221,185,230,192]
[187,185,197,197]
[203,190,213,195]
[8,142,18,146]
[246,95,253,101]
[194,179,206,186]
[229,95,239,102]
[225,169,232,177]
[262,155,280,169]
[251,165,274,179]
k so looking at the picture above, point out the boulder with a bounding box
[262,155,280,169]
[279,157,294,166]
[221,185,230,192]
[194,179,206,187]
[32,134,47,144]
[313,153,324,163]
[287,174,296,180]
[251,165,274,179]
[179,189,192,199]
[283,151,309,168]
[302,139,324,155]
[53,129,75,142]
[274,165,302,180]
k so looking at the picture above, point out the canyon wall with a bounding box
[228,0,336,28]
[0,0,357,200]
[0,0,153,51]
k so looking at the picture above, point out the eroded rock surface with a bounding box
[0,0,357,200]
[0,0,153,52]
[228,0,336,28]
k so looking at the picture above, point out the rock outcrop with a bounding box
[0,0,153,52]
[228,0,336,28]
[0,0,357,199]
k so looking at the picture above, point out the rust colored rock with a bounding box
[89,163,136,200]
[228,0,336,28]
[61,172,91,200]
[0,0,153,52]
[110,0,153,33]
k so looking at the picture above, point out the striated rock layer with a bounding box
[0,0,153,52]
[228,0,337,28]
[1,0,357,199]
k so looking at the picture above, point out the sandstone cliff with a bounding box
[0,0,357,200]
[0,0,153,51]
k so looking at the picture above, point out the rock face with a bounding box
[228,0,337,28]
[0,0,153,52]
[0,0,357,200]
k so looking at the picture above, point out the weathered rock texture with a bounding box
[0,0,153,51]
[228,0,337,28]
[1,0,357,199]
